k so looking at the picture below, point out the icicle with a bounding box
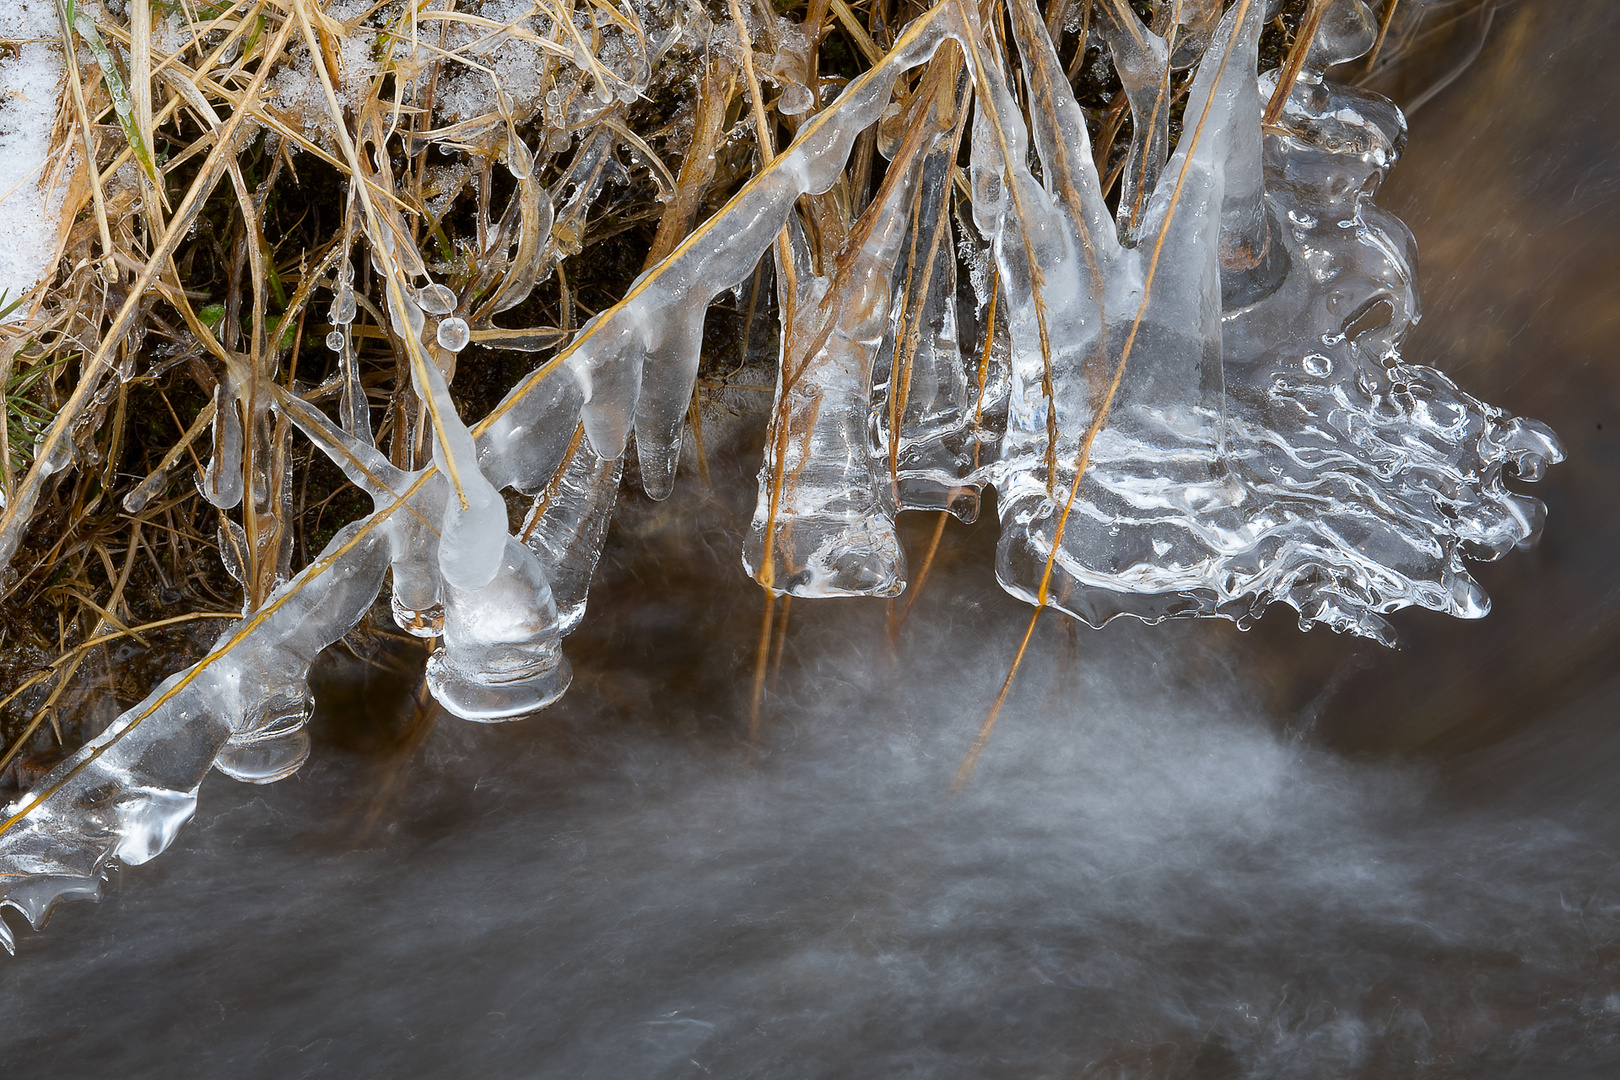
[548,126,618,261]
[1095,3,1172,241]
[272,388,447,639]
[986,0,1262,628]
[389,281,506,593]
[0,518,391,952]
[870,58,982,522]
[741,131,931,598]
[426,536,572,721]
[336,328,369,441]
[121,470,167,514]
[522,428,622,635]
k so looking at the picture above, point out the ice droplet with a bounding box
[326,330,345,352]
[416,283,457,315]
[122,471,168,514]
[436,317,470,352]
[330,283,356,325]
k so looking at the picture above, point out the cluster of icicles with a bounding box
[0,0,1561,950]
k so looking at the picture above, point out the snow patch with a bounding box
[0,0,68,318]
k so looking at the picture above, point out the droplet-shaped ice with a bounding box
[330,283,356,325]
[436,317,470,352]
[416,283,457,315]
[122,470,167,514]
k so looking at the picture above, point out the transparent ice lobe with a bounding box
[742,120,936,600]
[407,323,506,593]
[201,379,244,510]
[522,428,622,636]
[475,361,589,497]
[273,390,446,640]
[426,536,572,722]
[976,0,1260,618]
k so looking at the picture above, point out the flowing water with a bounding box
[3,1,1620,1076]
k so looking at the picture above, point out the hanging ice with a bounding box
[978,0,1562,642]
[522,426,623,636]
[870,57,987,523]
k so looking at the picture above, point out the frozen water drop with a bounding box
[1302,353,1332,377]
[506,131,534,180]
[326,330,345,352]
[416,283,456,315]
[778,81,815,116]
[437,317,470,352]
[122,470,167,514]
[331,286,357,325]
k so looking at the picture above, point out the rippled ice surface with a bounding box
[4,579,1619,1078]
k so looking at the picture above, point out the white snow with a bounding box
[0,0,68,319]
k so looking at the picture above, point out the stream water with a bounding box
[3,1,1619,1076]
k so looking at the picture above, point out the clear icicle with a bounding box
[390,282,505,593]
[871,59,981,522]
[426,536,572,721]
[522,428,622,636]
[121,470,167,514]
[336,329,369,440]
[742,125,936,598]
[1095,3,1173,241]
[986,0,1263,627]
[272,389,443,639]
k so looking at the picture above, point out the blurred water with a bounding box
[4,0,1620,1076]
[5,565,1620,1078]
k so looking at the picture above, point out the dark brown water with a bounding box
[3,2,1619,1076]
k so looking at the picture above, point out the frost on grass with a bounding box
[0,0,1562,948]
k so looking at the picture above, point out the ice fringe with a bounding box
[0,0,1561,948]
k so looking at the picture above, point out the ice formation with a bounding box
[978,0,1562,643]
[0,0,1563,947]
